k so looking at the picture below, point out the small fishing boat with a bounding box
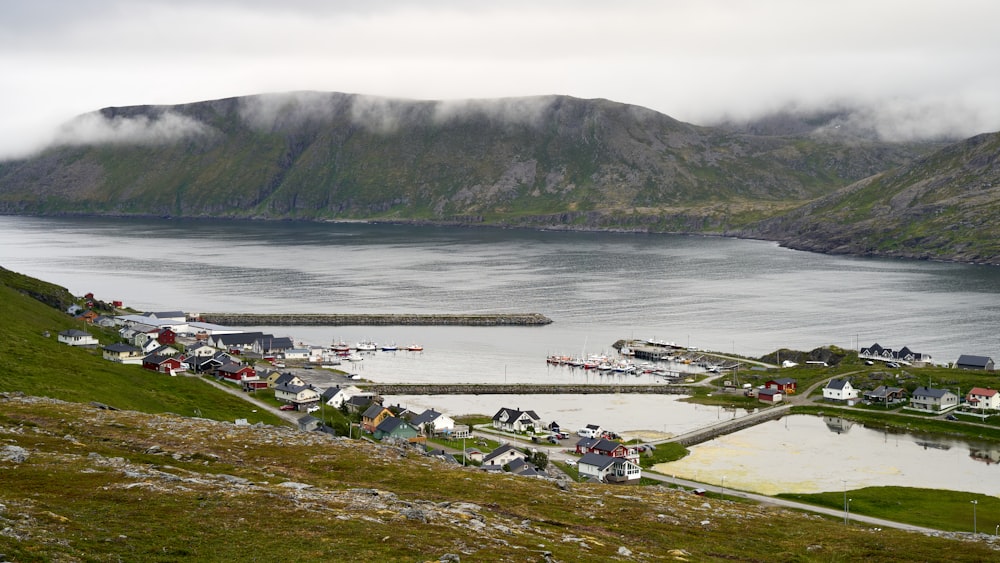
[381,343,398,352]
[406,344,424,352]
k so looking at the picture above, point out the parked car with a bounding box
[547,435,560,444]
[307,405,320,413]
[945,414,958,421]
[279,404,296,411]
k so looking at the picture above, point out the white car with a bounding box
[306,405,320,413]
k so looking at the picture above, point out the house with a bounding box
[253,336,295,356]
[966,388,1000,411]
[577,452,642,483]
[823,379,858,402]
[757,388,783,403]
[911,387,959,412]
[955,355,995,371]
[282,348,312,361]
[765,378,797,394]
[58,329,98,347]
[142,311,187,322]
[584,438,639,463]
[155,328,177,345]
[298,415,323,433]
[362,404,395,433]
[373,417,421,442]
[491,407,542,433]
[464,448,484,464]
[268,371,305,388]
[191,351,235,373]
[344,395,375,414]
[863,386,907,405]
[482,444,526,467]
[102,343,144,364]
[274,384,321,409]
[142,354,183,374]
[216,363,256,382]
[321,385,371,409]
[859,342,933,366]
[409,409,456,436]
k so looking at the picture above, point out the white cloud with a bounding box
[52,111,215,147]
[1,0,999,158]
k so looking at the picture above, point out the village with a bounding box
[55,300,1000,488]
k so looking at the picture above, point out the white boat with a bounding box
[355,340,377,352]
[381,343,398,351]
[406,344,424,352]
[349,373,362,380]
[345,353,364,362]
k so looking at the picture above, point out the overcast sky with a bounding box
[2,0,999,158]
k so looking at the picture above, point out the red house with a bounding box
[156,328,177,345]
[765,378,798,394]
[143,355,183,374]
[217,363,256,382]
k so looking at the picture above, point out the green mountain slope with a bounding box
[750,131,1000,263]
[0,267,281,423]
[0,92,924,231]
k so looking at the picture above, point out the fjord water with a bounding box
[3,215,1000,495]
[1,215,997,365]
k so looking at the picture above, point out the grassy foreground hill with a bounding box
[2,268,999,560]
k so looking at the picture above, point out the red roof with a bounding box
[968,387,997,397]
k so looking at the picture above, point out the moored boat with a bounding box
[406,344,424,352]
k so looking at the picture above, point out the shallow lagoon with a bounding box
[656,414,1000,496]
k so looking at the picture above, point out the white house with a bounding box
[58,329,98,347]
[577,452,642,482]
[823,379,858,402]
[482,444,526,468]
[911,387,959,412]
[274,384,321,406]
[966,388,1000,410]
[410,409,456,435]
[491,407,542,433]
[321,385,371,408]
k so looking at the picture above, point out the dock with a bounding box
[197,312,553,326]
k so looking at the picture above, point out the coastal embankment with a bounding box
[198,312,553,326]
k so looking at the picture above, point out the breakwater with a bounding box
[359,384,689,395]
[197,312,553,326]
[664,405,790,446]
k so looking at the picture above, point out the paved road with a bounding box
[194,374,302,425]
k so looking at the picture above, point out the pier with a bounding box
[197,312,553,326]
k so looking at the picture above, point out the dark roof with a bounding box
[913,387,954,399]
[769,377,797,385]
[825,379,850,390]
[758,388,781,397]
[375,416,411,434]
[104,343,139,353]
[274,383,309,394]
[956,355,993,367]
[578,452,617,470]
[346,395,373,407]
[217,363,250,374]
[144,354,176,365]
[410,409,443,426]
[483,444,521,464]
[363,403,390,419]
[60,329,91,337]
[575,437,599,448]
[591,438,623,454]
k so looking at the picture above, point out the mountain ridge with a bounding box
[3,91,998,262]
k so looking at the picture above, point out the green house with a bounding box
[373,416,419,441]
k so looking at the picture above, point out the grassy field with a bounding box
[779,487,1000,533]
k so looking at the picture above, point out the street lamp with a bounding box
[971,500,978,534]
[721,476,726,501]
[847,499,852,525]
[842,480,848,525]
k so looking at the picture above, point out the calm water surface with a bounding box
[3,215,1000,496]
[657,414,1000,496]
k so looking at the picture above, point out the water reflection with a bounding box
[657,415,1000,496]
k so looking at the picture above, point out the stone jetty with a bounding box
[197,312,553,326]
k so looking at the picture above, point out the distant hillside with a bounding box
[749,131,1000,263]
[0,92,925,233]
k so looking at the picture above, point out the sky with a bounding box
[2,0,999,159]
